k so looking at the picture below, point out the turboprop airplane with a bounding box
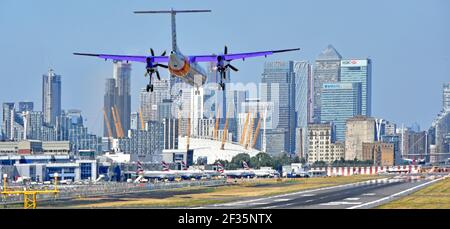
[74,9,300,92]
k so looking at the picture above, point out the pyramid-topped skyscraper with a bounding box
[317,44,342,61]
[312,45,342,123]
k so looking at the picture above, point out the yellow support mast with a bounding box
[111,107,121,138]
[251,116,262,149]
[139,110,145,130]
[114,106,125,138]
[245,113,255,149]
[239,113,250,145]
[103,109,113,138]
[213,107,220,140]
[220,110,230,150]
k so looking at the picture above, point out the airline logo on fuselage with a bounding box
[169,59,190,77]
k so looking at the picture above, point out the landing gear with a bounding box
[146,84,153,92]
[218,82,225,90]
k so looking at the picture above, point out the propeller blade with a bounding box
[156,71,161,81]
[224,46,228,55]
[156,64,168,69]
[161,50,167,56]
[226,64,239,72]
[150,48,155,56]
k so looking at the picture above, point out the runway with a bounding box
[203,175,447,209]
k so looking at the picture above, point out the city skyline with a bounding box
[0,0,449,136]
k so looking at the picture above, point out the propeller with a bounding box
[145,49,168,81]
[216,46,238,80]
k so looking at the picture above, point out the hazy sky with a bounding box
[0,0,449,135]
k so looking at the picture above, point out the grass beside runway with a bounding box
[377,176,450,209]
[59,175,383,208]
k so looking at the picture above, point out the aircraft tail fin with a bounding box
[134,9,211,52]
[161,161,170,171]
[242,161,250,170]
[216,162,224,173]
[136,161,144,175]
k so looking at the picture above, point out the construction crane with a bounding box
[139,110,145,130]
[239,113,250,145]
[213,107,220,140]
[111,107,122,138]
[245,113,255,149]
[187,112,191,150]
[103,108,113,138]
[251,116,262,149]
[220,110,230,150]
[2,173,59,209]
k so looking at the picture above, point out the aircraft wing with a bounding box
[73,53,169,63]
[189,48,300,62]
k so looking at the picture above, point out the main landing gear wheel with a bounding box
[146,84,154,92]
[219,82,225,90]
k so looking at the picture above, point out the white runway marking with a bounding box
[249,202,269,205]
[320,201,362,206]
[305,199,315,203]
[345,198,360,201]
[348,176,448,209]
[362,193,376,196]
[211,177,392,208]
[301,194,316,197]
[261,206,276,209]
[272,199,291,202]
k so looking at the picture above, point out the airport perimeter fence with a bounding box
[0,179,226,206]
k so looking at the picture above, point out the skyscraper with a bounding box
[103,62,132,138]
[313,45,342,123]
[104,78,117,138]
[321,82,362,142]
[42,69,61,127]
[18,102,34,113]
[340,59,372,116]
[114,62,132,134]
[444,83,450,111]
[130,112,140,130]
[1,103,15,140]
[260,61,296,154]
[140,79,171,123]
[294,61,313,157]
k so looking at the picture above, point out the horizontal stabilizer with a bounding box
[134,9,211,14]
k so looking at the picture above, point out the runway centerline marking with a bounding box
[272,199,291,202]
[320,201,362,206]
[301,194,316,197]
[362,193,376,196]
